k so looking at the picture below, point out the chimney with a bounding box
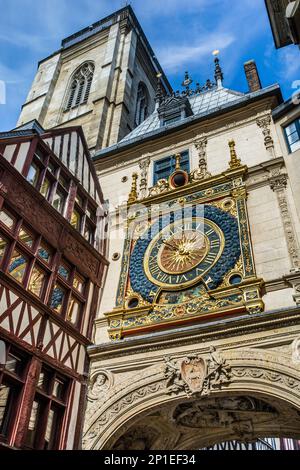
[244,60,262,93]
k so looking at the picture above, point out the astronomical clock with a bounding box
[106,144,264,340]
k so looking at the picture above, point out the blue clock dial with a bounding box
[129,205,241,303]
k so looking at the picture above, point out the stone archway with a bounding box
[82,347,300,450]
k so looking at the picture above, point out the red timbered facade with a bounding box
[0,121,108,450]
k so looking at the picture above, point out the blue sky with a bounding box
[0,0,299,131]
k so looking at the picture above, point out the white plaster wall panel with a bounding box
[62,133,69,166]
[66,380,81,449]
[77,139,83,182]
[83,282,94,337]
[77,345,87,375]
[15,142,30,173]
[69,132,78,174]
[84,151,90,191]
[54,135,62,158]
[3,144,16,163]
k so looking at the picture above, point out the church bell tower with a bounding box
[17,6,171,152]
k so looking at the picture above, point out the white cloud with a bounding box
[278,48,300,81]
[157,34,235,73]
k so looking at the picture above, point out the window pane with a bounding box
[52,377,66,400]
[86,206,96,222]
[48,162,57,175]
[70,210,81,230]
[40,178,51,198]
[66,297,81,325]
[0,210,15,230]
[84,224,94,244]
[154,152,190,184]
[29,266,45,298]
[26,400,40,448]
[0,384,13,436]
[59,175,68,189]
[37,370,50,392]
[0,235,8,263]
[6,352,23,375]
[288,131,300,145]
[290,140,300,153]
[52,191,65,214]
[8,250,28,283]
[38,243,51,264]
[27,164,40,187]
[73,275,84,293]
[50,284,66,313]
[44,407,60,450]
[75,194,83,207]
[35,150,46,162]
[19,227,34,248]
[58,263,70,281]
[285,122,297,136]
[44,409,55,448]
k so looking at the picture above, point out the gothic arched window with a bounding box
[65,62,95,111]
[135,82,149,126]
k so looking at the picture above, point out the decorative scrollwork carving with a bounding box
[164,347,231,398]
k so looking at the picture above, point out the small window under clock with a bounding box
[153,151,190,185]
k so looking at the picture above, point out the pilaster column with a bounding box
[139,156,151,199]
[269,172,300,271]
[191,136,211,181]
[256,114,276,159]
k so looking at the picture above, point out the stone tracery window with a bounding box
[135,82,149,126]
[65,62,95,111]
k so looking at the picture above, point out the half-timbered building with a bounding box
[0,121,108,450]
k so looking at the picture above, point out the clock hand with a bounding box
[162,240,179,251]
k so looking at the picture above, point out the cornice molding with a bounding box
[91,306,300,360]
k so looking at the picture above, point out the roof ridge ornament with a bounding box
[182,71,193,94]
[128,173,138,204]
[213,50,224,88]
[155,73,163,108]
[228,140,242,170]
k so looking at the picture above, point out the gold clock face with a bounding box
[158,230,209,275]
[144,217,224,289]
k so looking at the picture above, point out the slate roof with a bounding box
[120,86,244,143]
[93,83,282,161]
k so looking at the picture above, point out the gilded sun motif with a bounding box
[159,230,209,275]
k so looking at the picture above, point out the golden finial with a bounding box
[175,153,181,171]
[128,173,138,204]
[228,140,241,170]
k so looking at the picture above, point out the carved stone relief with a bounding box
[292,338,300,365]
[256,114,276,158]
[190,136,211,182]
[164,347,231,397]
[83,348,300,450]
[269,172,300,271]
[112,426,159,450]
[139,156,151,199]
